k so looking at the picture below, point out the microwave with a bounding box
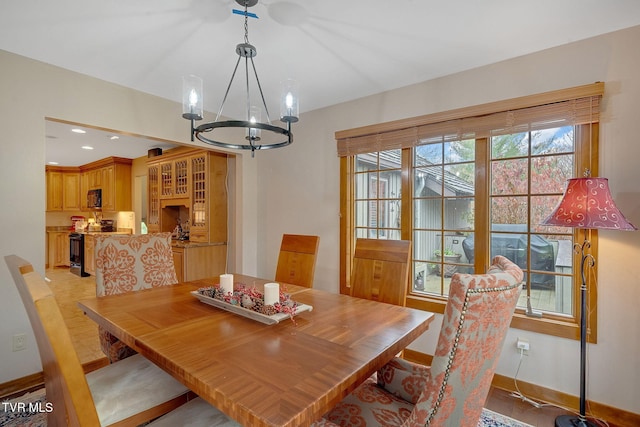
[87,189,102,209]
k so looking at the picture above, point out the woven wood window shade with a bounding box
[336,83,604,157]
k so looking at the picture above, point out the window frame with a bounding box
[338,84,603,342]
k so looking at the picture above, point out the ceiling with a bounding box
[44,120,178,167]
[3,1,640,166]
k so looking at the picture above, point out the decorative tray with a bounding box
[191,288,312,325]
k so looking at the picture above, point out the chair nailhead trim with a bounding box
[423,280,521,426]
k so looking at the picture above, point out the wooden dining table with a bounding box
[77,274,435,427]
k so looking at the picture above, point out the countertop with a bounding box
[171,240,226,248]
[46,226,132,235]
[46,226,75,232]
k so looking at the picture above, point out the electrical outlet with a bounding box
[516,337,529,355]
[12,333,26,352]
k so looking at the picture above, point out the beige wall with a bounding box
[255,26,640,414]
[1,24,639,415]
[0,50,260,383]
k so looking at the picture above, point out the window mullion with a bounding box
[400,148,412,241]
[474,138,490,272]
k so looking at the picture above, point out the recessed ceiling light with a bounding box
[71,128,86,134]
[81,146,94,150]
[109,135,119,140]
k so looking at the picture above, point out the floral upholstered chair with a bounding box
[313,255,523,427]
[95,232,178,363]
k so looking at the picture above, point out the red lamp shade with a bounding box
[542,177,637,231]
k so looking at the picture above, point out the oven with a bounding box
[69,233,89,277]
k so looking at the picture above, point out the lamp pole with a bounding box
[555,238,595,427]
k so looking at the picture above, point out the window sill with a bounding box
[406,294,589,342]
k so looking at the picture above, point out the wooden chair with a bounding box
[349,238,411,306]
[94,232,178,362]
[312,256,523,427]
[5,254,241,427]
[274,234,320,288]
[4,255,188,426]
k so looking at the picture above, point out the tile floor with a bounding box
[45,267,106,365]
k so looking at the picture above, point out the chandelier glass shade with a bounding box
[182,0,298,156]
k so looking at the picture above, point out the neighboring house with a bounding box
[355,149,474,267]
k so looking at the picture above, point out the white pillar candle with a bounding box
[220,274,234,295]
[263,282,280,306]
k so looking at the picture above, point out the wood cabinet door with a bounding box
[147,164,160,229]
[189,154,208,242]
[174,158,189,198]
[50,232,70,267]
[101,166,115,211]
[84,234,95,275]
[46,171,64,211]
[160,162,174,198]
[172,248,184,282]
[63,173,81,211]
[80,172,89,210]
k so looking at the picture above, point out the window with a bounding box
[355,151,402,239]
[413,139,475,299]
[337,83,603,341]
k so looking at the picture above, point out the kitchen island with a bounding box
[171,240,227,282]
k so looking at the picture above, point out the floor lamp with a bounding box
[542,176,636,427]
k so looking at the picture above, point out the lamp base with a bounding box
[555,415,599,427]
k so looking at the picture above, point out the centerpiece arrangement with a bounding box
[192,279,312,325]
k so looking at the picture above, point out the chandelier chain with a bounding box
[244,3,250,44]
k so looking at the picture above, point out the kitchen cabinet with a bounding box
[46,170,63,211]
[79,157,132,212]
[84,234,95,275]
[86,168,102,190]
[172,243,226,282]
[159,158,189,199]
[47,158,132,212]
[189,151,227,243]
[101,164,116,211]
[46,166,81,211]
[47,230,70,268]
[147,164,160,233]
[147,147,227,243]
[63,173,81,210]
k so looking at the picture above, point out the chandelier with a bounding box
[182,0,298,156]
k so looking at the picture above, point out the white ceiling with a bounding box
[44,120,178,167]
[2,0,640,166]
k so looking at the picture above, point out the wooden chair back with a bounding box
[350,238,411,306]
[5,255,101,426]
[274,234,320,288]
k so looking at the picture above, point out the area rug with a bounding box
[0,389,47,427]
[1,388,533,427]
[480,408,534,427]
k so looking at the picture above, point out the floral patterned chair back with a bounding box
[95,232,178,362]
[315,255,523,427]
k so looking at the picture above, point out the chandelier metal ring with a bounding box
[194,120,292,152]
